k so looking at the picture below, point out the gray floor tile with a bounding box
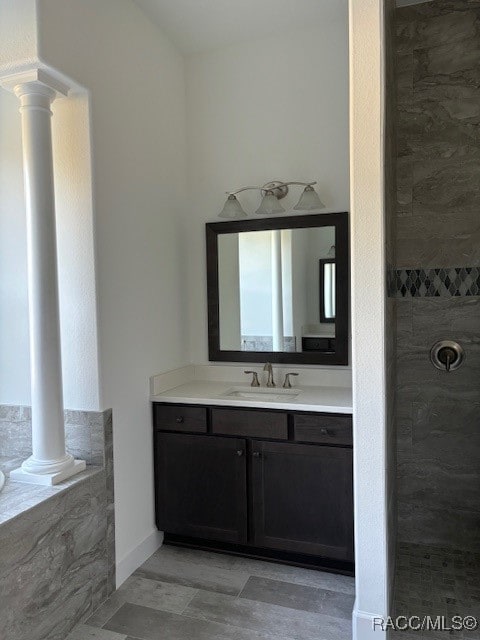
[134,547,250,596]
[104,602,292,640]
[86,576,197,627]
[86,599,124,629]
[117,575,198,614]
[243,561,355,596]
[65,623,127,639]
[239,575,354,619]
[183,589,352,640]
[141,545,354,595]
[76,546,355,640]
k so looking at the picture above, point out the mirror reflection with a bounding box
[218,227,337,353]
[320,258,336,322]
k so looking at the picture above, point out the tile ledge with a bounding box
[0,459,103,529]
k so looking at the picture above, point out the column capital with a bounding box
[0,67,70,99]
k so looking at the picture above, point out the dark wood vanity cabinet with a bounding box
[153,404,354,570]
[155,433,248,543]
[251,441,353,560]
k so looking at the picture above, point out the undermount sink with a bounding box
[224,387,299,401]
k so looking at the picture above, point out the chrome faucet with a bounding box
[263,362,275,387]
[283,372,299,388]
[244,370,260,387]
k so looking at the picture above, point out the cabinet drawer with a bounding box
[154,404,207,433]
[211,408,288,440]
[293,413,352,446]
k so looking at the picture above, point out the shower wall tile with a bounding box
[385,0,398,610]
[411,401,480,469]
[397,297,480,402]
[397,501,480,550]
[395,295,480,548]
[412,158,480,218]
[415,35,480,88]
[397,456,480,514]
[396,53,413,106]
[397,215,480,269]
[396,3,480,55]
[396,298,412,340]
[398,102,480,162]
[395,2,480,273]
[396,157,413,218]
[393,0,480,555]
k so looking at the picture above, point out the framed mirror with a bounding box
[206,213,349,365]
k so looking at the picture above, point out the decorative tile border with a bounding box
[388,267,480,298]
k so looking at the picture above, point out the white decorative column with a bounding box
[1,69,85,485]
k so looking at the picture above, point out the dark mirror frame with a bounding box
[206,212,349,365]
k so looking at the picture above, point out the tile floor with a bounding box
[67,544,355,640]
[392,543,480,639]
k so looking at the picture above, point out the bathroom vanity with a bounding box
[152,380,353,573]
[152,211,353,573]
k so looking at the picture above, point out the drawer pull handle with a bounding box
[320,428,331,436]
[253,451,262,458]
[176,417,184,423]
[236,450,244,457]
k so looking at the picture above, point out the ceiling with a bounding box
[133,0,347,54]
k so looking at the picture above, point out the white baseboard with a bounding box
[353,605,387,640]
[116,529,164,588]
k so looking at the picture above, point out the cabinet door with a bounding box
[251,441,353,561]
[155,433,247,543]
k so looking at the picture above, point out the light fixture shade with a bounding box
[293,185,325,211]
[218,194,247,218]
[255,192,285,215]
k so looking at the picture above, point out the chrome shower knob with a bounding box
[430,340,465,372]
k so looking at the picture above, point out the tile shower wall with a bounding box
[0,407,115,640]
[393,0,480,550]
[385,0,398,612]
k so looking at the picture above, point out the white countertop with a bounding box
[150,380,352,414]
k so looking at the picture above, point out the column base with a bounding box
[10,459,86,486]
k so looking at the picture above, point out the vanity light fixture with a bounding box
[218,180,325,218]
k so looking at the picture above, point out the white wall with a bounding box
[0,87,101,411]
[349,0,389,637]
[0,0,37,74]
[52,93,101,411]
[185,18,350,363]
[35,0,189,574]
[0,90,30,405]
